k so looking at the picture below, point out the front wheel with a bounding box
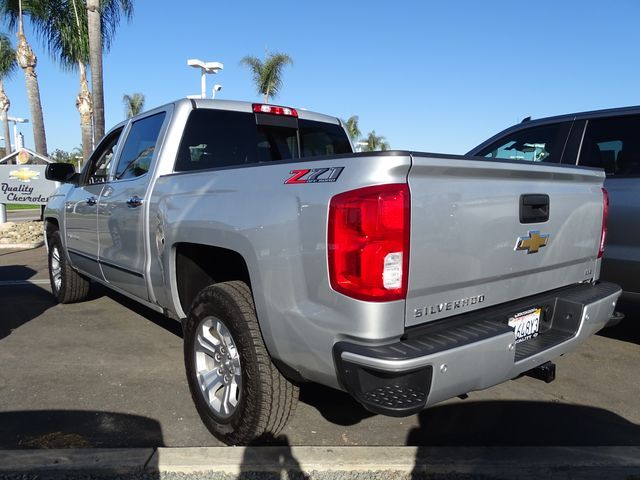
[48,230,90,303]
[183,281,298,445]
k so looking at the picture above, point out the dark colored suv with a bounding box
[468,106,640,299]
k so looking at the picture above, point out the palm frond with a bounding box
[261,52,292,99]
[100,0,134,53]
[344,115,360,141]
[0,32,17,79]
[240,51,292,101]
[123,92,144,118]
[6,0,88,71]
[362,130,390,152]
[0,0,21,31]
[240,55,263,90]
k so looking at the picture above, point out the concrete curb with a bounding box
[1,446,639,477]
[0,239,44,250]
[0,448,154,474]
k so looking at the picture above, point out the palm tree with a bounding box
[26,0,93,160]
[0,0,48,155]
[0,32,16,155]
[13,0,133,160]
[240,52,293,103]
[361,130,390,152]
[122,92,144,118]
[344,115,360,143]
[87,0,132,144]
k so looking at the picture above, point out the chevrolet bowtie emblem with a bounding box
[9,167,40,182]
[515,231,549,254]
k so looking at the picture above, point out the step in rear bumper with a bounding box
[334,282,621,417]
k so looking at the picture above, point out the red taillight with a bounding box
[252,103,298,117]
[599,187,609,258]
[328,184,410,302]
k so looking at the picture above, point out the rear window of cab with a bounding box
[174,109,351,172]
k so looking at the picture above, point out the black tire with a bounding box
[184,281,298,445]
[48,230,90,303]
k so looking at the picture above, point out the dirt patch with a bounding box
[19,432,93,449]
[0,221,44,245]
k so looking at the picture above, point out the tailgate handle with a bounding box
[520,194,549,223]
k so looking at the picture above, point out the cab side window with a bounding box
[114,112,166,180]
[579,115,640,176]
[477,122,572,164]
[85,127,123,184]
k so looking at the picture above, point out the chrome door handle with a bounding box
[126,196,143,208]
[86,197,97,206]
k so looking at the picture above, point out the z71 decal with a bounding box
[285,167,344,184]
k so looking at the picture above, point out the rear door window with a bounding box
[578,115,640,175]
[476,122,572,164]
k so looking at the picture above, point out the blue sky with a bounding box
[2,0,640,155]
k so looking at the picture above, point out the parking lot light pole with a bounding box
[187,59,224,99]
[7,116,28,152]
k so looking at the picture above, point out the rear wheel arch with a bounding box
[174,243,252,317]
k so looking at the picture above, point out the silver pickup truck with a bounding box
[44,98,621,445]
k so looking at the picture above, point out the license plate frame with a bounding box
[508,307,541,344]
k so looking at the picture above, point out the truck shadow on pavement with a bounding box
[237,435,309,480]
[598,298,640,346]
[0,265,55,341]
[0,264,39,280]
[0,409,165,448]
[407,400,640,446]
[299,383,375,426]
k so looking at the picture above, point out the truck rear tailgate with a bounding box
[406,154,605,327]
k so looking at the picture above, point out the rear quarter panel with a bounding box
[148,153,411,387]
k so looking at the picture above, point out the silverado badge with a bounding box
[515,231,549,254]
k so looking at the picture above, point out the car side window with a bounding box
[477,122,572,164]
[113,112,166,180]
[579,115,640,176]
[85,127,123,185]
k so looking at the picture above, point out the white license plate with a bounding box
[508,308,541,343]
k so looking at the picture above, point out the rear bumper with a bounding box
[334,282,621,417]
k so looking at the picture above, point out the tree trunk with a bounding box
[0,80,12,155]
[24,70,47,155]
[16,31,47,155]
[76,63,93,162]
[87,0,104,145]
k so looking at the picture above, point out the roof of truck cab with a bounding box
[182,98,342,125]
[100,98,344,146]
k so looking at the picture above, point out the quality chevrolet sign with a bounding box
[0,164,55,204]
[0,149,59,205]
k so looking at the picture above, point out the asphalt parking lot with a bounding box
[0,246,639,450]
